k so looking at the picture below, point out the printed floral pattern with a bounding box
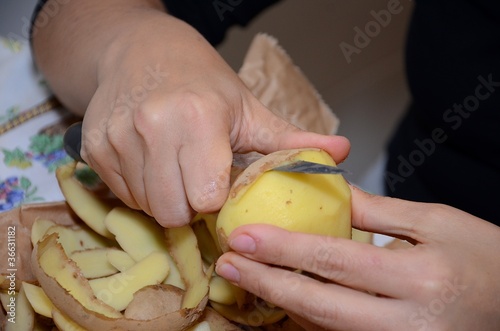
[0,176,43,211]
[2,134,73,172]
[0,133,75,211]
[0,38,22,53]
[0,36,74,212]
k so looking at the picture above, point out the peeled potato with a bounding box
[351,228,373,244]
[217,148,352,251]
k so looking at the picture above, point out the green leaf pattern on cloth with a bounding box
[0,36,74,212]
[2,133,73,172]
[2,147,32,169]
[0,38,23,53]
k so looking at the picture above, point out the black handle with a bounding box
[63,121,85,163]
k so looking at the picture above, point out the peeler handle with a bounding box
[63,121,85,163]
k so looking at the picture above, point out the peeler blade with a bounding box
[271,160,348,175]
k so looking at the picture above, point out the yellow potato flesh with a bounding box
[351,228,373,244]
[217,149,351,250]
[187,321,212,331]
[164,225,212,309]
[208,276,239,306]
[104,207,185,289]
[106,249,136,272]
[4,285,35,331]
[52,308,86,331]
[22,282,54,318]
[89,251,170,311]
[70,248,119,279]
[32,233,122,319]
[56,162,113,239]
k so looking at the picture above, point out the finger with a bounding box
[216,252,409,331]
[143,144,193,227]
[350,185,456,243]
[106,117,152,213]
[271,129,351,165]
[81,118,142,210]
[178,118,233,214]
[223,224,420,298]
[240,107,350,164]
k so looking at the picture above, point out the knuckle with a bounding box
[413,259,455,299]
[119,193,141,211]
[105,129,127,155]
[189,169,231,214]
[132,91,218,143]
[303,238,353,283]
[428,204,457,226]
[302,295,340,326]
[132,102,165,140]
[151,198,194,228]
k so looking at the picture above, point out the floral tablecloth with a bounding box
[0,37,77,212]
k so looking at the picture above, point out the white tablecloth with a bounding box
[0,37,74,212]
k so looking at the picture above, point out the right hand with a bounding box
[78,13,350,227]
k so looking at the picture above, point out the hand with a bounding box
[81,22,349,227]
[215,186,500,330]
[32,1,350,227]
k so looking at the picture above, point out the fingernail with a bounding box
[216,263,240,283]
[229,234,256,253]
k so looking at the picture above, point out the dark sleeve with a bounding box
[162,0,280,45]
[31,0,280,46]
[30,0,49,40]
[385,0,500,224]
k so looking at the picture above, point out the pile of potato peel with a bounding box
[0,161,306,331]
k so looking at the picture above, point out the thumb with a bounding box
[241,107,350,164]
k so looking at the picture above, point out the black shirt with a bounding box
[385,0,500,225]
[31,0,279,46]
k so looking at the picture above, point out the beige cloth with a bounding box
[238,33,339,135]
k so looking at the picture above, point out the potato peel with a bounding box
[4,285,35,331]
[164,226,212,309]
[52,308,86,331]
[89,251,170,311]
[21,282,54,318]
[70,248,119,279]
[31,233,207,330]
[104,207,184,289]
[55,162,114,239]
[31,233,122,319]
[210,301,287,327]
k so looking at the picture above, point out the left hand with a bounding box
[215,186,500,331]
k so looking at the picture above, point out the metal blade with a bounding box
[271,160,348,175]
